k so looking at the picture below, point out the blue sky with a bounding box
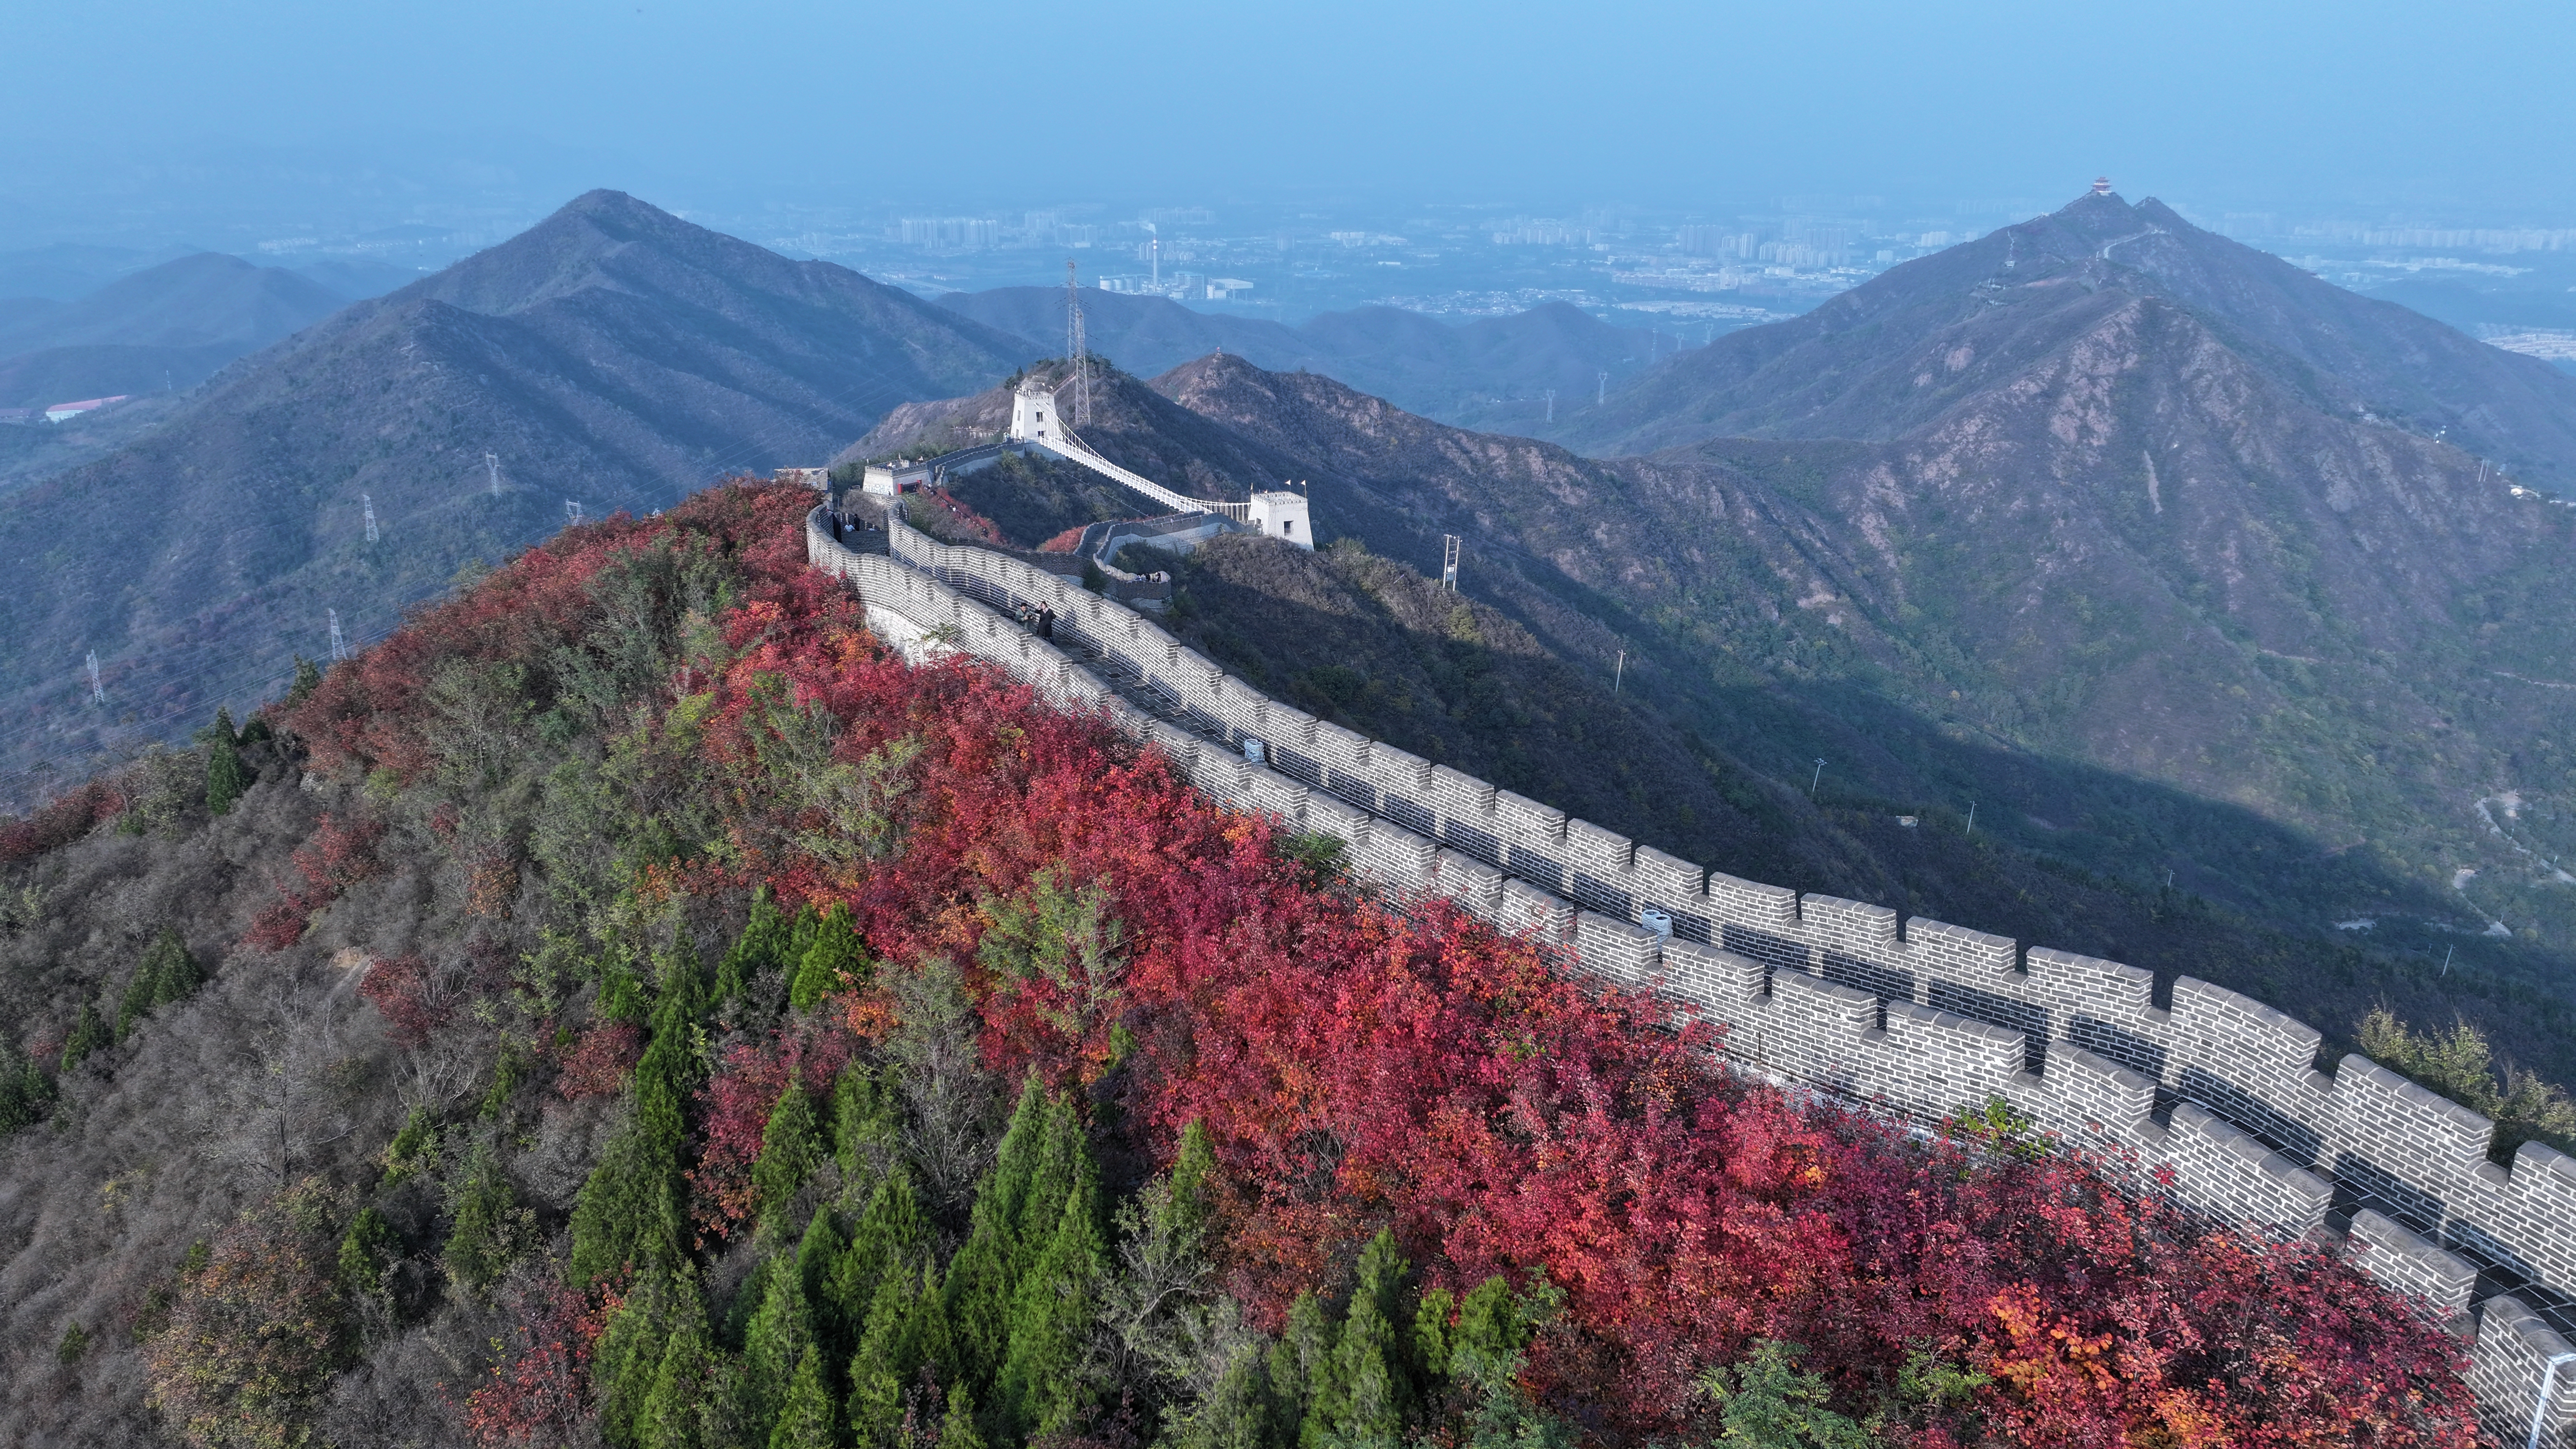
[6,0,2571,218]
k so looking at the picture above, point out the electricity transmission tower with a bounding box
[1544,389,1556,423]
[86,651,102,704]
[1597,370,1609,405]
[1441,535,1461,591]
[362,493,379,543]
[328,610,347,663]
[565,500,584,527]
[484,452,502,499]
[1066,260,1090,425]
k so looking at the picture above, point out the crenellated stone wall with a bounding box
[809,507,2576,1445]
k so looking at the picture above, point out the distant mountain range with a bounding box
[936,287,1662,432]
[0,252,349,408]
[0,190,1031,796]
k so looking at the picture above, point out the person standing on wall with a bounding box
[1036,605,1055,641]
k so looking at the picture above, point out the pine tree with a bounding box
[1185,1343,1286,1449]
[937,1382,988,1449]
[793,1203,846,1348]
[59,1002,109,1073]
[597,1269,704,1448]
[832,1065,901,1190]
[284,655,324,707]
[751,1069,825,1237]
[740,1247,818,1446]
[336,1207,396,1302]
[205,708,251,817]
[1326,1231,1414,1448]
[847,1261,955,1446]
[0,1038,55,1133]
[719,886,791,1007]
[994,1165,1107,1442]
[117,928,202,1040]
[943,1078,1048,1389]
[443,1136,526,1293]
[633,1274,714,1449]
[790,901,867,1011]
[768,1343,840,1449]
[1268,1292,1333,1430]
[828,1167,927,1350]
[570,948,707,1288]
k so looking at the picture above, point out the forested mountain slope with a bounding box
[0,191,1032,805]
[1555,190,2576,481]
[0,482,2471,1448]
[1127,338,2576,1049]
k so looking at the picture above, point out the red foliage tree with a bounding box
[458,1278,611,1449]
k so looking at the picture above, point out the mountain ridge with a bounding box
[0,190,1033,799]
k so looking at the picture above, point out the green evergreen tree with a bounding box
[740,1247,817,1446]
[59,1003,109,1073]
[1184,1343,1287,1449]
[790,901,867,1011]
[284,655,324,707]
[846,1260,956,1446]
[937,1383,988,1449]
[570,948,707,1288]
[943,1078,1048,1389]
[994,1166,1107,1442]
[0,1038,55,1133]
[768,1343,840,1449]
[1268,1290,1334,1424]
[443,1136,526,1293]
[116,928,202,1040]
[828,1167,928,1350]
[205,708,251,816]
[751,1070,825,1236]
[634,1274,715,1449]
[1319,1231,1414,1449]
[719,886,792,1006]
[597,1269,704,1448]
[831,1064,902,1189]
[336,1207,397,1302]
[793,1203,846,1343]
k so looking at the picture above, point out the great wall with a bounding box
[804,498,2576,1446]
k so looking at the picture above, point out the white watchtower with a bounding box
[1248,486,1313,550]
[1009,383,1061,446]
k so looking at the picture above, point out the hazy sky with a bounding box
[6,0,2572,222]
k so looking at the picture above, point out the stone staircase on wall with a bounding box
[807,506,2576,1446]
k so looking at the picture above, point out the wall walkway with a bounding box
[808,506,2576,1444]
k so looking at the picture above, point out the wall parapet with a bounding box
[808,506,2576,1442]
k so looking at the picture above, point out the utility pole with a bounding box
[2442,946,2455,977]
[1965,802,1976,836]
[1440,534,1461,591]
[328,609,346,663]
[1544,388,1556,423]
[1067,259,1090,425]
[1810,758,1827,796]
[485,452,502,499]
[86,651,102,704]
[362,493,378,544]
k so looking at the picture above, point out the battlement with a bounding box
[810,508,2576,1441]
